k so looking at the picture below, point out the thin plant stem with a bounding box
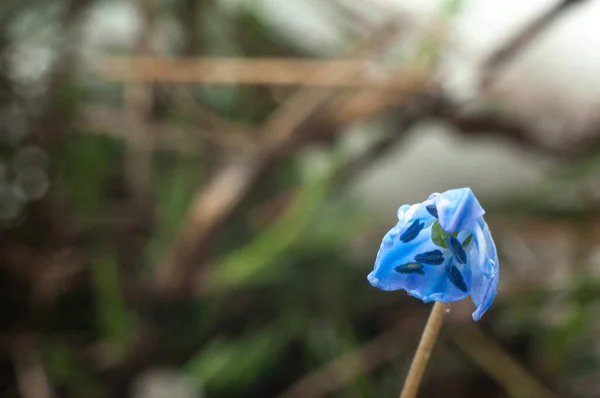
[399,301,447,398]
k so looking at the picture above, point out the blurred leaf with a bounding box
[298,201,366,250]
[207,171,331,291]
[146,156,203,264]
[55,135,123,218]
[184,325,287,393]
[90,250,133,357]
[440,0,464,19]
[42,339,105,398]
[544,304,589,371]
[548,150,600,182]
[305,321,376,398]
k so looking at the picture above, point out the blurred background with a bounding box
[2,0,600,397]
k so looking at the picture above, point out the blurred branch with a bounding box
[433,98,600,157]
[257,19,409,151]
[99,56,428,89]
[327,91,600,158]
[277,320,416,398]
[156,155,261,295]
[325,91,406,126]
[451,324,557,398]
[481,0,588,89]
[156,20,414,296]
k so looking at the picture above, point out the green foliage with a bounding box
[208,170,331,291]
[54,134,124,218]
[42,340,106,398]
[184,324,288,394]
[90,250,133,358]
[146,155,204,266]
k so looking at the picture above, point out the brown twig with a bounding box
[258,19,407,150]
[156,155,262,295]
[156,20,411,296]
[434,98,600,158]
[99,56,424,89]
[481,0,587,90]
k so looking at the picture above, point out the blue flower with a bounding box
[367,188,499,321]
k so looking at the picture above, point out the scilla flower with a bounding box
[367,188,499,321]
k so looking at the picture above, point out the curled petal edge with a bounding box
[434,187,485,234]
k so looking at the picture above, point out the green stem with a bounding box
[399,301,447,398]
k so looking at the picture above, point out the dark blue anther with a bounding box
[414,250,444,265]
[426,204,438,218]
[399,220,424,243]
[446,263,467,292]
[447,235,467,264]
[395,263,425,274]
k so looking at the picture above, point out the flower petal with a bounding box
[368,226,470,303]
[434,187,485,234]
[469,219,499,321]
[370,189,498,321]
